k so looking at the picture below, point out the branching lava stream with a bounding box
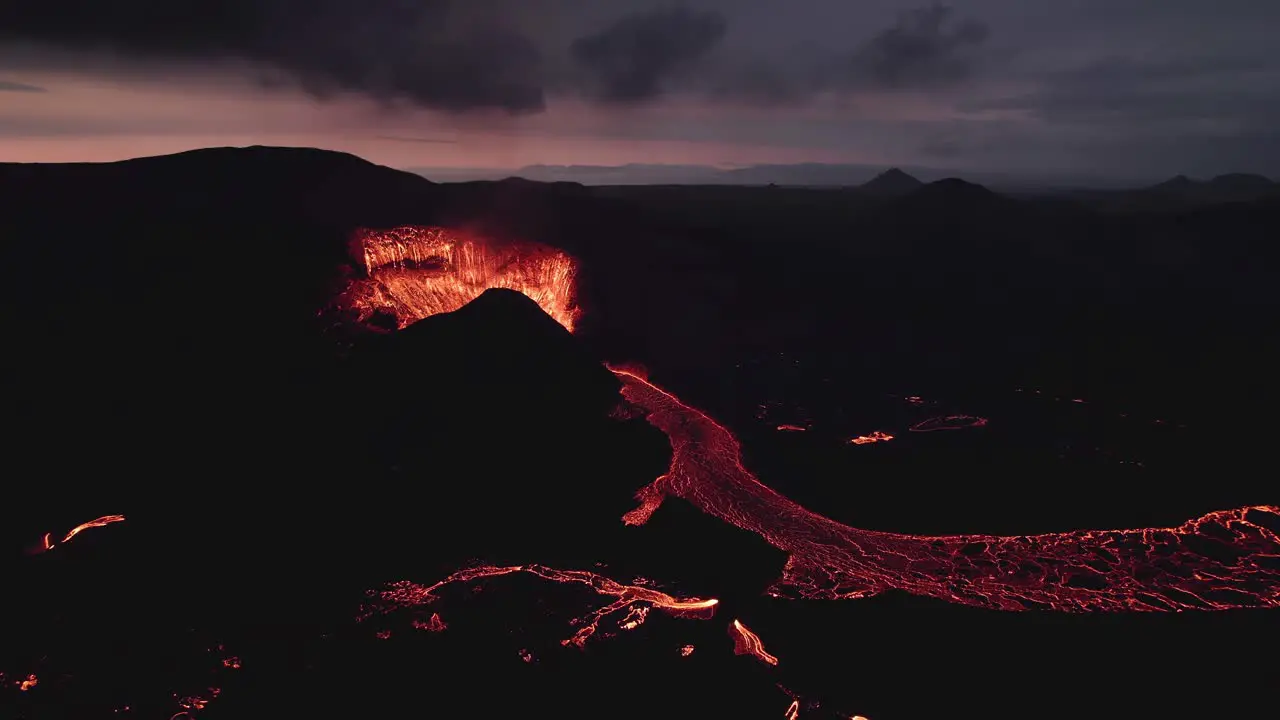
[613,369,1280,612]
[362,565,718,648]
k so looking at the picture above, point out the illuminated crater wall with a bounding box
[343,226,580,331]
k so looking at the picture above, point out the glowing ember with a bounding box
[343,226,579,332]
[784,699,801,720]
[849,431,893,445]
[777,424,808,432]
[680,644,695,657]
[361,564,717,649]
[729,619,778,666]
[612,368,1280,612]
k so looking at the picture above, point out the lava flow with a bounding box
[613,369,1280,612]
[361,564,718,648]
[33,514,126,553]
[909,414,988,432]
[849,431,893,445]
[342,226,579,332]
[728,619,778,666]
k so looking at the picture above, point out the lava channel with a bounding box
[361,564,718,648]
[613,369,1280,612]
[341,226,579,332]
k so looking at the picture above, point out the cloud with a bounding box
[570,7,727,103]
[0,0,546,113]
[0,1,995,112]
[375,135,459,145]
[851,4,990,90]
[967,55,1280,127]
[0,79,46,92]
[705,3,993,104]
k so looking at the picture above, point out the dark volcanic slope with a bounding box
[859,167,923,196]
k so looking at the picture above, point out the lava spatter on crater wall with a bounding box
[341,226,579,332]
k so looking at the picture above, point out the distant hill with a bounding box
[860,168,924,196]
[3,146,446,227]
[1144,173,1278,205]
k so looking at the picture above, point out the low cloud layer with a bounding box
[0,79,47,92]
[2,0,1279,176]
[0,1,994,112]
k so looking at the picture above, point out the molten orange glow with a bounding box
[729,619,778,666]
[680,644,695,657]
[909,415,988,432]
[34,514,126,553]
[18,673,38,692]
[776,424,808,432]
[784,699,801,720]
[611,368,1280,611]
[849,431,893,445]
[343,226,579,331]
[362,564,717,649]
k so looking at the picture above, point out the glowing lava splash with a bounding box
[612,369,1280,612]
[342,226,579,331]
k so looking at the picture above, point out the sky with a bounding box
[2,1,1279,182]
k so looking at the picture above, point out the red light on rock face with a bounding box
[341,226,579,332]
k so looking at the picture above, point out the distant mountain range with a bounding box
[404,162,1278,194]
[404,163,1144,192]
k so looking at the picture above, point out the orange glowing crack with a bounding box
[776,424,808,432]
[729,619,778,666]
[612,368,1280,612]
[362,565,717,648]
[849,431,893,445]
[342,226,579,332]
[784,699,801,720]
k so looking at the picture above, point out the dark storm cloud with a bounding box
[0,79,47,92]
[570,7,728,103]
[0,0,547,113]
[707,3,993,103]
[852,4,990,89]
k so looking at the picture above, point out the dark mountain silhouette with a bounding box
[2,145,443,228]
[1140,172,1278,207]
[871,177,1013,224]
[859,168,924,196]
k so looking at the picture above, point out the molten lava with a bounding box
[728,619,778,666]
[343,226,579,332]
[612,369,1280,612]
[34,514,126,553]
[909,414,988,432]
[849,431,893,445]
[361,564,718,649]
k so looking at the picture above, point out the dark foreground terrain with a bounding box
[2,147,1277,720]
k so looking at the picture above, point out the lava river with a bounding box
[614,369,1280,612]
[347,225,1280,614]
